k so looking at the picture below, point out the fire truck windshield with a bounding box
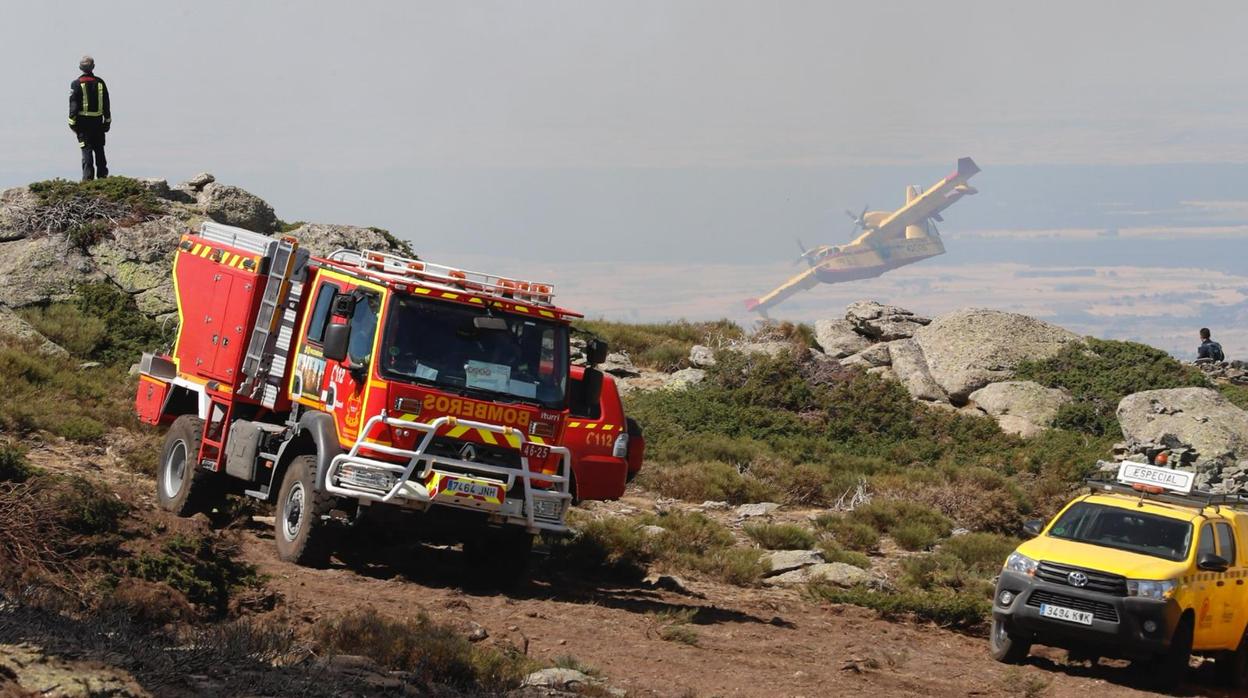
[380,295,569,408]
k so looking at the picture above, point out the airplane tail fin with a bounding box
[956,157,981,179]
[905,184,921,204]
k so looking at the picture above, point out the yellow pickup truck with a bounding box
[990,462,1248,690]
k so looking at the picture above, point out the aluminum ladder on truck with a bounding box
[198,222,309,408]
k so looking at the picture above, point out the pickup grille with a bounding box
[1036,561,1127,596]
[1027,589,1120,623]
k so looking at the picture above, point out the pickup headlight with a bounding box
[1126,579,1177,599]
[1004,552,1038,576]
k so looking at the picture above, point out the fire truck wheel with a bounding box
[464,527,533,588]
[274,455,337,568]
[156,415,218,516]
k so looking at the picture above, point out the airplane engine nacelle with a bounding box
[905,223,929,240]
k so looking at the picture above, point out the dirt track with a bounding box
[25,438,1239,698]
[236,509,1237,698]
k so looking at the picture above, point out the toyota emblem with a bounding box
[1067,571,1089,588]
[458,444,477,462]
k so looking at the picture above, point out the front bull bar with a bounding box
[322,412,572,532]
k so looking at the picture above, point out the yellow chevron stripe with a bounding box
[539,310,555,318]
[398,413,418,422]
[504,433,521,448]
[477,429,498,445]
[529,436,546,445]
[585,423,597,430]
[514,306,529,313]
[469,297,483,304]
[191,243,203,255]
[447,425,470,438]
[414,288,431,295]
[568,421,581,428]
[442,292,459,300]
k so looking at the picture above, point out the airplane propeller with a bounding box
[845,205,869,239]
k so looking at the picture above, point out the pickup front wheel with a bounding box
[988,616,1030,664]
[1217,630,1248,689]
[274,455,338,568]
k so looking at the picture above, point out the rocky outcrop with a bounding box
[199,182,278,233]
[764,561,870,588]
[969,381,1071,438]
[0,175,414,331]
[814,319,871,359]
[0,308,68,356]
[1116,388,1248,490]
[886,339,947,403]
[845,300,930,341]
[913,309,1082,402]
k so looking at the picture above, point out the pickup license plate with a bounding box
[442,476,503,502]
[1040,603,1094,625]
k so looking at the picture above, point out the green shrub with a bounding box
[0,336,140,439]
[54,475,128,535]
[635,460,777,504]
[25,177,163,244]
[127,534,261,614]
[576,319,743,371]
[71,282,165,364]
[743,522,816,550]
[67,219,114,248]
[1220,384,1248,410]
[314,608,532,692]
[1015,338,1210,436]
[19,303,108,357]
[852,500,953,539]
[940,533,1019,575]
[810,583,989,629]
[550,510,762,585]
[891,522,943,551]
[0,445,34,483]
[814,515,881,552]
[816,539,871,569]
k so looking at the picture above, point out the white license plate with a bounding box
[1040,603,1094,625]
[445,478,500,499]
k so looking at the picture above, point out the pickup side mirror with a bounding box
[1022,519,1045,537]
[1198,552,1230,573]
[323,322,351,362]
[585,338,609,366]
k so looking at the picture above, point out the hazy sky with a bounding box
[4,1,1248,354]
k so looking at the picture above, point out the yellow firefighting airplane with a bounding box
[746,157,981,316]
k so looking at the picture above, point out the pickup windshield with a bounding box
[380,295,569,409]
[1047,502,1193,562]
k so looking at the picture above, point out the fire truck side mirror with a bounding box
[323,322,351,362]
[586,338,609,366]
[579,367,604,410]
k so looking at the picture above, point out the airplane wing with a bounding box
[858,157,980,244]
[746,264,823,315]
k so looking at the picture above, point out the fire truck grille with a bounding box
[425,437,521,470]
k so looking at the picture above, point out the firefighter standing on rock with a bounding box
[68,55,110,181]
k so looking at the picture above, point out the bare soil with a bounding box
[16,438,1243,698]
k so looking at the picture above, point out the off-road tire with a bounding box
[464,526,533,588]
[1216,630,1248,689]
[274,455,338,568]
[156,415,218,516]
[624,417,643,483]
[988,616,1031,664]
[1154,616,1193,691]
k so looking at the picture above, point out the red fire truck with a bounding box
[134,222,608,580]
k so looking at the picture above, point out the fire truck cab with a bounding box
[136,222,608,581]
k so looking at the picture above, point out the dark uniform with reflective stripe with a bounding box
[68,72,111,181]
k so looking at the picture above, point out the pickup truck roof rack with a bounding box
[1084,477,1248,512]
